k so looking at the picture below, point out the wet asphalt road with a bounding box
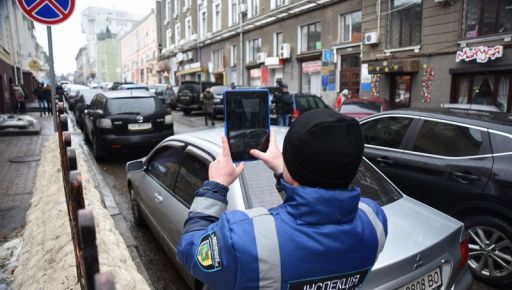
[74,110,499,290]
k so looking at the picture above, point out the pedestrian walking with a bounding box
[273,84,292,126]
[336,89,349,112]
[177,109,388,290]
[34,83,47,116]
[44,84,53,115]
[13,85,27,114]
[202,86,215,126]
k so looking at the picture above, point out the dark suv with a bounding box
[360,108,512,288]
[83,90,174,160]
[176,81,219,115]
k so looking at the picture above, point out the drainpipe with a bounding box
[239,5,246,86]
[7,0,20,84]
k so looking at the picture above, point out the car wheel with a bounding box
[182,109,191,115]
[129,186,146,227]
[93,136,106,161]
[463,215,512,288]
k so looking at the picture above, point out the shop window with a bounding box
[339,11,362,43]
[452,74,512,112]
[465,0,512,39]
[300,22,322,53]
[391,75,412,109]
[389,0,422,48]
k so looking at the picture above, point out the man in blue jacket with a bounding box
[178,109,388,290]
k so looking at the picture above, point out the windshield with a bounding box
[240,159,402,209]
[340,103,382,114]
[107,97,157,115]
[211,86,229,95]
[295,95,326,111]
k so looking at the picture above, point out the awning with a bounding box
[157,60,171,73]
[176,67,208,76]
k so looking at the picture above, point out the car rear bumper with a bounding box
[99,129,174,151]
[451,267,473,290]
[177,103,202,110]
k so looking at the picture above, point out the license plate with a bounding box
[397,268,442,290]
[128,123,152,130]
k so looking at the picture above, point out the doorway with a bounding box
[339,54,361,98]
[390,74,412,109]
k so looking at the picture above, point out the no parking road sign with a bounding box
[17,0,75,25]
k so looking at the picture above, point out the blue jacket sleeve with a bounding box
[177,181,237,290]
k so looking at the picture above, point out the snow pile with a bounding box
[0,239,22,289]
[12,135,150,290]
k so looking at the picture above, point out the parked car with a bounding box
[176,81,219,115]
[339,97,389,119]
[270,93,330,124]
[359,108,512,288]
[117,84,149,91]
[75,88,103,130]
[111,82,135,90]
[211,85,230,116]
[126,127,472,290]
[65,84,89,111]
[83,90,174,160]
[440,103,501,112]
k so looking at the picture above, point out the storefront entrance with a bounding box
[390,74,412,109]
[339,54,361,99]
[451,73,511,112]
[301,60,322,95]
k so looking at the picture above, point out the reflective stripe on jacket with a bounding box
[178,179,388,290]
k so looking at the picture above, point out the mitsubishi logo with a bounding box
[413,254,424,270]
[136,116,144,123]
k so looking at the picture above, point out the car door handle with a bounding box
[153,192,163,203]
[376,157,394,165]
[453,172,481,183]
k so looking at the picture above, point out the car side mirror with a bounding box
[126,160,145,172]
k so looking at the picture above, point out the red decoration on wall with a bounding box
[371,74,381,98]
[421,64,435,103]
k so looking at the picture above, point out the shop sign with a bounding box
[261,66,269,85]
[456,46,503,63]
[250,68,261,78]
[322,49,333,64]
[264,57,284,66]
[360,64,372,92]
[302,61,322,73]
[190,62,201,69]
[367,60,419,74]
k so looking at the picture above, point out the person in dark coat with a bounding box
[203,86,215,126]
[273,84,292,127]
[34,83,47,116]
[44,84,53,115]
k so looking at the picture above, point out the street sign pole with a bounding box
[47,26,57,131]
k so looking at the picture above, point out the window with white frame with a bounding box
[231,44,238,66]
[213,2,222,32]
[274,32,283,56]
[300,22,321,52]
[271,0,288,9]
[339,10,362,43]
[212,49,224,70]
[389,0,421,48]
[165,0,171,22]
[229,0,239,26]
[247,38,261,62]
[166,29,173,49]
[185,16,192,40]
[173,0,180,17]
[199,9,208,39]
[248,0,259,18]
[184,0,191,9]
[175,23,181,45]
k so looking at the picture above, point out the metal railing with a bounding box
[56,103,115,290]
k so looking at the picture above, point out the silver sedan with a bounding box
[126,127,473,290]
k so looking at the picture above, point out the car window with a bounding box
[107,97,157,115]
[93,96,106,110]
[147,146,184,191]
[314,97,327,108]
[174,152,209,206]
[361,117,414,149]
[296,96,320,111]
[490,132,512,154]
[413,121,486,157]
[351,160,402,206]
[179,83,199,93]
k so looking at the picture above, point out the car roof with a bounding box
[374,108,512,134]
[118,84,148,89]
[99,90,156,99]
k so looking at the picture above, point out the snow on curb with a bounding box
[12,134,150,290]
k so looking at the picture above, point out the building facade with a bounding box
[0,0,44,113]
[96,28,121,83]
[157,0,512,112]
[120,11,160,84]
[81,7,143,83]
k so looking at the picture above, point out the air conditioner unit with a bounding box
[279,43,291,59]
[239,4,247,13]
[364,32,379,45]
[256,52,267,63]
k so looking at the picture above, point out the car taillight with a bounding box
[292,110,300,120]
[459,238,469,269]
[98,118,113,129]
